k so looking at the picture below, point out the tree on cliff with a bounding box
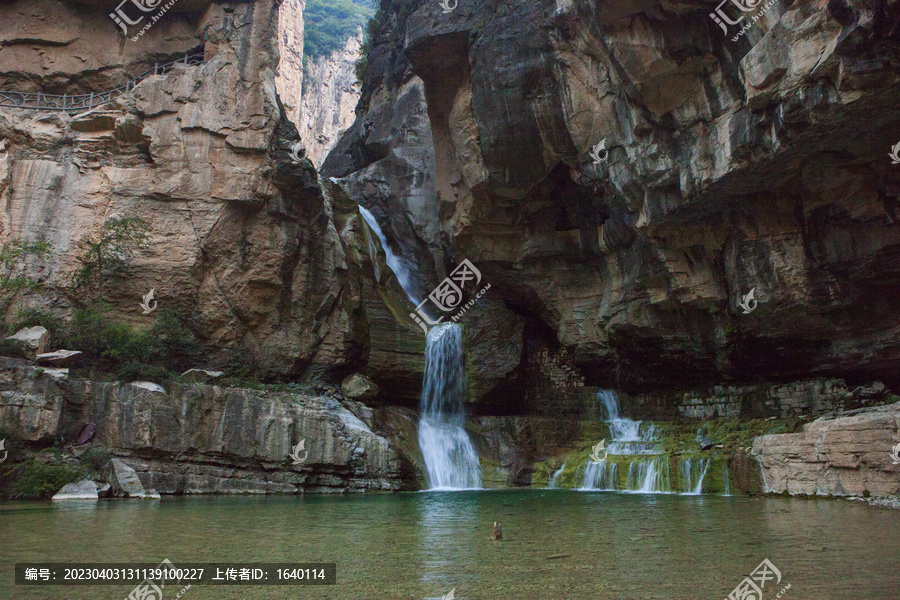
[72,216,150,305]
[0,239,53,296]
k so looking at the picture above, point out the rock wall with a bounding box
[299,29,363,167]
[0,358,408,493]
[276,0,306,126]
[329,0,900,405]
[0,0,430,392]
[753,402,900,496]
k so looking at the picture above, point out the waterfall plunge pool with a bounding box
[2,491,898,599]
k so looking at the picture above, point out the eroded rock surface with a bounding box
[299,30,363,167]
[753,403,900,496]
[330,0,900,400]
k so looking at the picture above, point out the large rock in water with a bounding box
[107,458,159,499]
[752,403,900,497]
[5,327,49,359]
[52,479,99,501]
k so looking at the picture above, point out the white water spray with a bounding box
[418,324,482,490]
[358,206,480,490]
[359,206,422,305]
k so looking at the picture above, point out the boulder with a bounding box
[5,327,49,358]
[52,479,99,501]
[35,350,83,367]
[107,458,155,498]
[341,373,380,401]
[181,369,225,383]
[97,483,112,498]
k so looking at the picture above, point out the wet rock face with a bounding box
[753,403,900,497]
[332,0,900,397]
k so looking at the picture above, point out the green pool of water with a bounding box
[1,490,898,599]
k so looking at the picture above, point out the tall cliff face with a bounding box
[0,0,424,386]
[276,0,306,126]
[328,0,900,405]
[299,30,363,167]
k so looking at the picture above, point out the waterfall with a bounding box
[358,206,422,305]
[626,457,670,493]
[722,464,732,496]
[548,463,567,488]
[580,460,618,491]
[680,458,710,495]
[582,390,666,492]
[418,324,482,490]
[358,205,480,490]
[597,389,658,455]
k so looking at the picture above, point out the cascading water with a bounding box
[358,205,481,490]
[626,458,670,493]
[548,463,567,488]
[582,390,669,493]
[358,206,422,305]
[680,458,710,495]
[580,460,618,491]
[418,324,482,490]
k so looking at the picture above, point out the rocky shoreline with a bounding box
[1,355,897,501]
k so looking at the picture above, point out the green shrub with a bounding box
[79,448,111,478]
[63,308,202,381]
[9,460,83,500]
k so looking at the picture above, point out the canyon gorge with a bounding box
[0,0,898,504]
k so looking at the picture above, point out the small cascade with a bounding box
[358,206,422,305]
[417,324,482,490]
[597,389,659,455]
[580,460,618,491]
[626,457,671,493]
[582,390,668,492]
[548,463,567,489]
[722,464,732,496]
[680,458,711,495]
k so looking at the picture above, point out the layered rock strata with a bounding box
[753,402,900,496]
[329,0,900,400]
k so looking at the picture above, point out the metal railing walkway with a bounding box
[0,52,204,113]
